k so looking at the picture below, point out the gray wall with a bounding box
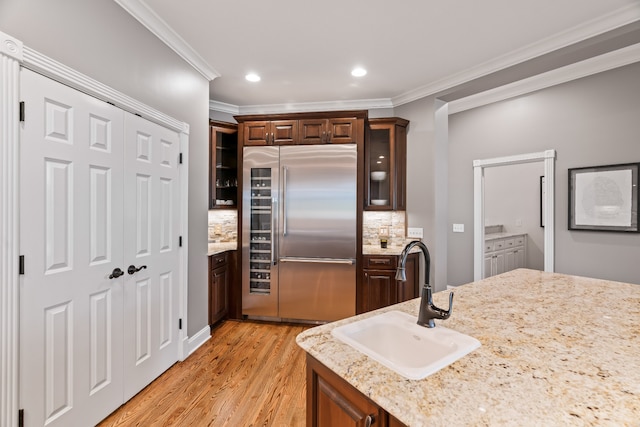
[449,62,640,285]
[485,162,545,270]
[395,97,450,290]
[1,0,212,336]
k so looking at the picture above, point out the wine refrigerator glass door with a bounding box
[242,146,279,318]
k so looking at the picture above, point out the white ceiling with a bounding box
[120,0,640,111]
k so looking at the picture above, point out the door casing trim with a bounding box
[473,150,556,280]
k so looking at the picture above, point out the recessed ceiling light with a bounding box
[351,67,367,77]
[245,73,261,82]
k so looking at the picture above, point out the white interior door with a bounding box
[122,112,181,401]
[19,69,181,426]
[19,68,125,427]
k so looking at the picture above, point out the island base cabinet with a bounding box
[307,355,407,427]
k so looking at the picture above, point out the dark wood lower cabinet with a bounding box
[360,253,419,314]
[307,354,407,427]
[209,250,237,326]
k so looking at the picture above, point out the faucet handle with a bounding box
[432,292,454,320]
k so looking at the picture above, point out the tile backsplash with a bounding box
[209,209,405,245]
[363,211,406,246]
[208,210,237,242]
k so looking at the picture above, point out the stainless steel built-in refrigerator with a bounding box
[242,144,357,322]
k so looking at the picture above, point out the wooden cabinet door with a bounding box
[271,120,298,145]
[242,120,298,145]
[242,121,270,145]
[363,271,395,313]
[209,253,229,325]
[396,253,418,303]
[210,266,228,324]
[299,119,327,144]
[327,117,357,144]
[308,355,388,427]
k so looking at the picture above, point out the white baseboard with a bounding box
[186,325,211,357]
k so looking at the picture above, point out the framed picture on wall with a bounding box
[568,162,639,232]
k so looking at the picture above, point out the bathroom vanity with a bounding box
[297,269,640,426]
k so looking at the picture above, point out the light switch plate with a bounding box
[407,227,423,238]
[453,223,464,233]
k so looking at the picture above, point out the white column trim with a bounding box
[0,30,22,427]
[473,165,484,281]
[473,150,556,281]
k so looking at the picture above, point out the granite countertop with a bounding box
[207,241,237,256]
[296,269,640,426]
[363,241,421,256]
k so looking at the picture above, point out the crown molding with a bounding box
[210,98,394,115]
[449,42,640,114]
[392,4,640,107]
[114,0,220,81]
[209,100,240,115]
[22,45,190,134]
[207,6,640,115]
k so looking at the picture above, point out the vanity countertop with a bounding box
[484,231,527,240]
[296,269,640,426]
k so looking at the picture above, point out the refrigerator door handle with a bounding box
[282,166,288,236]
[271,197,277,266]
[279,257,355,265]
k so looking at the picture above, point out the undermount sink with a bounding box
[331,310,480,380]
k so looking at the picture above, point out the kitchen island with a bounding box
[296,269,640,426]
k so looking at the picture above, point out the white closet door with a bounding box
[19,68,125,427]
[122,112,181,401]
[19,69,182,426]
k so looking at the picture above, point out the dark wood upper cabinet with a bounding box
[236,111,366,146]
[240,120,298,146]
[299,117,358,144]
[209,121,238,209]
[365,118,409,211]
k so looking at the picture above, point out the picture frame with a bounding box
[568,162,639,232]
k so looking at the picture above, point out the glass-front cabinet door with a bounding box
[367,126,392,209]
[366,118,409,210]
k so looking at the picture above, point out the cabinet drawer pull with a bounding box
[371,259,391,265]
[365,414,375,427]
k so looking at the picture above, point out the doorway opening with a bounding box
[473,150,556,280]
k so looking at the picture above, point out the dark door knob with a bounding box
[109,268,124,279]
[127,265,147,275]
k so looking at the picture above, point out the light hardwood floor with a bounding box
[98,320,311,427]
